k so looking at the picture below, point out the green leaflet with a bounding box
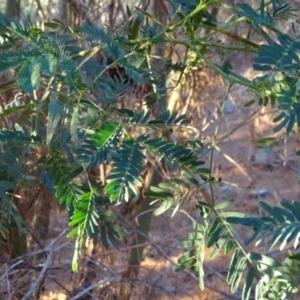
[225,240,234,254]
[210,231,228,259]
[231,256,247,293]
[0,104,34,119]
[242,268,255,300]
[250,252,282,268]
[158,182,182,193]
[105,139,144,203]
[70,106,80,148]
[215,199,235,210]
[89,121,121,147]
[227,248,241,284]
[46,93,63,144]
[16,58,40,93]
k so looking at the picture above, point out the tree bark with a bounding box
[5,0,20,19]
[56,0,68,23]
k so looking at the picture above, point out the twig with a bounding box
[1,230,70,298]
[35,0,46,20]
[70,275,116,300]
[215,144,253,183]
[0,261,68,272]
[116,0,127,20]
[135,207,198,226]
[21,251,53,300]
[216,107,263,144]
[4,263,11,300]
[0,259,24,282]
[103,224,190,255]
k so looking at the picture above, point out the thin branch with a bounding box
[70,275,117,300]
[21,251,53,300]
[4,263,11,300]
[35,0,46,20]
[215,144,253,183]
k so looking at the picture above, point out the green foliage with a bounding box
[1,0,300,298]
[227,200,300,251]
[106,138,145,203]
[252,32,300,134]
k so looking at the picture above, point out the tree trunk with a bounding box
[56,0,68,23]
[47,0,68,23]
[5,0,20,19]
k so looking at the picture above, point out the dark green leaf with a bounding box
[227,248,241,284]
[244,99,255,107]
[46,93,63,144]
[210,231,228,259]
[225,240,234,254]
[175,258,197,272]
[249,253,281,267]
[242,268,255,300]
[207,223,223,248]
[273,116,290,133]
[231,256,247,293]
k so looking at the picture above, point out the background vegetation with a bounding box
[1,0,300,299]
